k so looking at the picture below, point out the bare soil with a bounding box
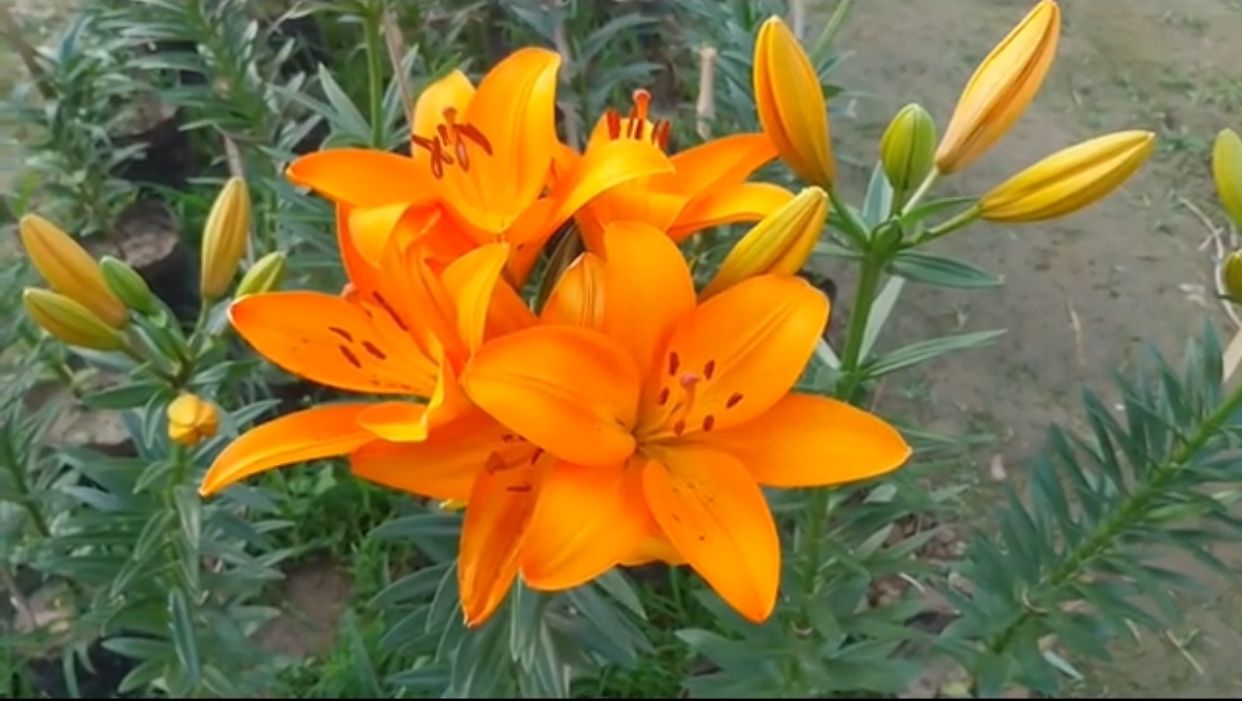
[826,0,1242,695]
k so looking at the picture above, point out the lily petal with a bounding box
[658,133,777,196]
[668,182,795,242]
[199,403,374,496]
[350,408,508,501]
[641,275,828,435]
[459,453,544,627]
[462,325,640,467]
[441,243,512,354]
[454,47,561,233]
[520,459,648,590]
[601,222,695,377]
[547,138,675,229]
[541,252,605,328]
[229,292,437,396]
[335,205,378,292]
[286,149,435,208]
[642,446,779,623]
[576,184,689,253]
[699,393,912,487]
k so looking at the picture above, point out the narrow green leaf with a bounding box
[317,63,371,139]
[168,588,201,689]
[593,570,646,620]
[899,196,977,228]
[371,563,451,608]
[864,329,1007,377]
[859,275,905,361]
[371,513,463,541]
[890,250,1003,289]
[175,485,201,552]
[82,381,167,409]
[861,161,894,227]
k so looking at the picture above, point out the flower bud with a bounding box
[935,0,1061,174]
[200,177,252,301]
[701,186,827,298]
[19,215,128,328]
[979,131,1155,222]
[235,251,287,298]
[881,104,937,191]
[22,288,127,351]
[167,393,221,447]
[753,16,835,187]
[100,256,159,316]
[1213,129,1242,231]
[1222,251,1242,303]
[540,252,605,327]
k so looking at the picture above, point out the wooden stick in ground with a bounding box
[0,5,53,100]
[696,45,718,142]
[381,5,413,128]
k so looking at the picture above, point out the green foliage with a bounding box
[942,322,1242,695]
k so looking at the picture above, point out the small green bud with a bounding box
[235,251,287,298]
[100,256,159,316]
[880,103,937,192]
[1223,250,1242,304]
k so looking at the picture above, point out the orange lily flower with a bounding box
[565,89,794,253]
[286,48,673,282]
[461,223,912,622]
[197,231,549,626]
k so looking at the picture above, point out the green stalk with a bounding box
[981,377,1242,660]
[834,252,885,402]
[363,1,387,149]
[900,168,941,215]
[917,204,982,244]
[811,0,853,63]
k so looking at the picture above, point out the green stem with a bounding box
[811,0,853,62]
[363,1,387,149]
[917,205,982,244]
[900,168,941,215]
[982,377,1242,658]
[2,450,52,540]
[800,489,832,597]
[835,252,886,402]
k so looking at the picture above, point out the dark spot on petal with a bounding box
[697,534,706,542]
[658,387,670,405]
[530,447,544,465]
[507,484,532,493]
[485,452,505,473]
[339,345,362,369]
[371,292,409,331]
[668,352,680,376]
[673,419,686,436]
[362,341,387,360]
[726,392,744,409]
[702,415,715,432]
[501,433,516,443]
[328,326,353,342]
[703,360,715,380]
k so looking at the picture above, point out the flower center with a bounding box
[411,107,494,179]
[604,89,671,150]
[637,351,745,443]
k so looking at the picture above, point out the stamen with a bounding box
[632,89,651,121]
[606,109,621,139]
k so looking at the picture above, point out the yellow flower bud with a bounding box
[22,288,127,351]
[167,393,221,447]
[200,177,252,301]
[235,251,287,298]
[1212,129,1242,231]
[1221,251,1242,305]
[701,186,827,298]
[753,16,835,187]
[935,0,1061,175]
[100,256,159,316]
[881,103,937,191]
[19,215,128,328]
[979,131,1155,222]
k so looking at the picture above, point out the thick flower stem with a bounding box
[835,252,885,403]
[364,0,387,149]
[979,374,1242,672]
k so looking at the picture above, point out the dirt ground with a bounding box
[825,0,1242,695]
